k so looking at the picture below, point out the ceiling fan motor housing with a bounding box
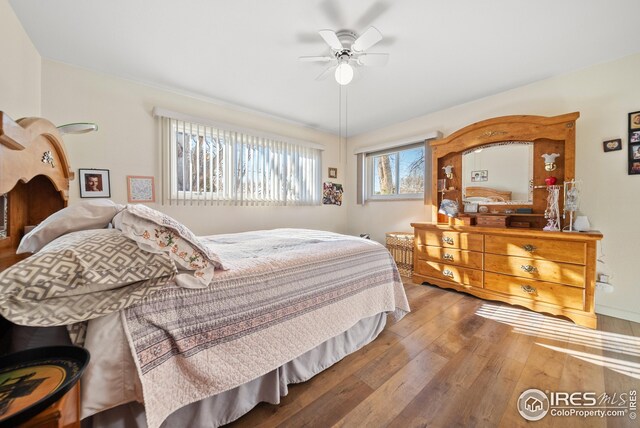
[335,30,358,51]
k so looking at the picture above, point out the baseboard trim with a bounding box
[595,304,640,323]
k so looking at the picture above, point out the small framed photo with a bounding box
[127,176,155,203]
[464,202,479,213]
[470,170,488,182]
[630,131,640,144]
[630,111,640,130]
[328,167,338,179]
[79,169,110,198]
[603,138,622,152]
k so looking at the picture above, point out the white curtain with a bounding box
[160,117,322,206]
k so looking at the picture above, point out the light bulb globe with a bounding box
[334,63,353,85]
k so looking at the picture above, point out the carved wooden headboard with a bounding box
[0,112,74,270]
[464,186,512,202]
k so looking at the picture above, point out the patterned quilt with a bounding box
[121,229,410,428]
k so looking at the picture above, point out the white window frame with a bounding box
[366,142,427,201]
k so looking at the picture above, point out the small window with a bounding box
[367,143,426,200]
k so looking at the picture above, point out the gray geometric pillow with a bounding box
[0,229,177,326]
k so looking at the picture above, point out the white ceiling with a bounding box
[10,0,640,136]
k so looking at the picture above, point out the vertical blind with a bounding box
[160,116,322,206]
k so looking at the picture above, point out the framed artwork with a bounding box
[629,110,640,174]
[328,167,338,179]
[630,111,640,130]
[470,170,488,182]
[79,169,110,198]
[127,176,155,203]
[322,182,343,206]
[602,138,622,152]
[463,202,479,213]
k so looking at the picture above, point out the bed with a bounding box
[0,112,410,427]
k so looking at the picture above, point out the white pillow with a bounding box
[17,200,124,254]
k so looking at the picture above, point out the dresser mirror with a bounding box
[461,142,533,205]
[0,193,7,239]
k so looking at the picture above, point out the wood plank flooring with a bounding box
[229,279,640,428]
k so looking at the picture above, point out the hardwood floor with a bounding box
[229,279,640,428]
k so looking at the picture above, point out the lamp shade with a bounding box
[334,63,353,85]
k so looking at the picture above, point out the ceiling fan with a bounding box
[299,27,389,85]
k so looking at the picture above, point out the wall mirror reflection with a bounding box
[462,142,533,205]
[0,193,7,239]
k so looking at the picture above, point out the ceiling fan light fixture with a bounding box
[335,62,353,85]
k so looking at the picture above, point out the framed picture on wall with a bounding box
[470,170,488,182]
[127,176,155,203]
[79,169,111,198]
[602,138,622,152]
[328,167,338,179]
[630,111,640,130]
[629,110,640,174]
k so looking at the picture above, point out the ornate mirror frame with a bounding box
[429,112,579,226]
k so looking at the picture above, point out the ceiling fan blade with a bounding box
[357,53,389,66]
[318,29,343,50]
[299,56,334,62]
[352,26,383,52]
[315,64,337,81]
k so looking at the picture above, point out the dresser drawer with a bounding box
[415,245,483,270]
[485,272,584,310]
[485,254,585,288]
[485,235,586,265]
[415,260,483,287]
[415,229,483,252]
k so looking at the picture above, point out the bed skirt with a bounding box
[84,312,387,428]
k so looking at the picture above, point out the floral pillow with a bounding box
[116,210,217,289]
[124,204,224,270]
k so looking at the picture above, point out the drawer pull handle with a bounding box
[442,269,454,278]
[442,236,454,245]
[521,285,537,294]
[520,265,538,273]
[522,244,537,253]
[442,253,454,261]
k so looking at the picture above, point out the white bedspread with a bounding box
[89,229,409,428]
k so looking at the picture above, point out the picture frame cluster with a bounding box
[629,110,640,175]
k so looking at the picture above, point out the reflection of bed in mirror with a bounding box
[463,186,512,203]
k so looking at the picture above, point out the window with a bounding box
[367,143,426,200]
[159,115,322,206]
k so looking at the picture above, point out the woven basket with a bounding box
[385,232,414,277]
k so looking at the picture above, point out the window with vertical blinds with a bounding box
[158,114,322,206]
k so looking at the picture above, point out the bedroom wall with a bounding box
[41,60,347,235]
[0,0,41,117]
[347,52,640,322]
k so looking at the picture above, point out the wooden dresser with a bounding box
[412,223,602,328]
[414,113,604,328]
